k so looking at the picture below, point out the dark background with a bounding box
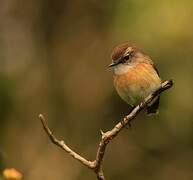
[0,0,193,179]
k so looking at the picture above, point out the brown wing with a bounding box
[152,64,160,77]
[147,63,160,114]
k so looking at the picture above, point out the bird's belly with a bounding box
[114,63,161,105]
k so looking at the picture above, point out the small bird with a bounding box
[109,42,161,114]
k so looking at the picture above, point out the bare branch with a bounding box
[39,80,173,180]
[39,114,96,169]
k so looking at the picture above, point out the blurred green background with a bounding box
[0,0,193,179]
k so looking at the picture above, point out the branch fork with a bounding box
[39,80,173,180]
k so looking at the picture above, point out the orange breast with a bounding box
[114,63,161,105]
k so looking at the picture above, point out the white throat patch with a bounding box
[113,63,134,75]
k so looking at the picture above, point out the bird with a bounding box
[109,42,161,114]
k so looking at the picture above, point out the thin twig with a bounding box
[39,114,96,169]
[39,80,173,180]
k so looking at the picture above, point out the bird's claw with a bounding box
[121,120,132,129]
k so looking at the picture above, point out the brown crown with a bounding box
[111,42,141,60]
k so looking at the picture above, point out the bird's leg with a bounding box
[121,105,136,129]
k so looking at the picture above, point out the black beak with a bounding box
[108,59,121,67]
[108,62,117,67]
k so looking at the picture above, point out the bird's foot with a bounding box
[121,119,132,129]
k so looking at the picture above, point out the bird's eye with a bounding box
[124,54,130,60]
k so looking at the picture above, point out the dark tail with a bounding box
[146,96,160,115]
